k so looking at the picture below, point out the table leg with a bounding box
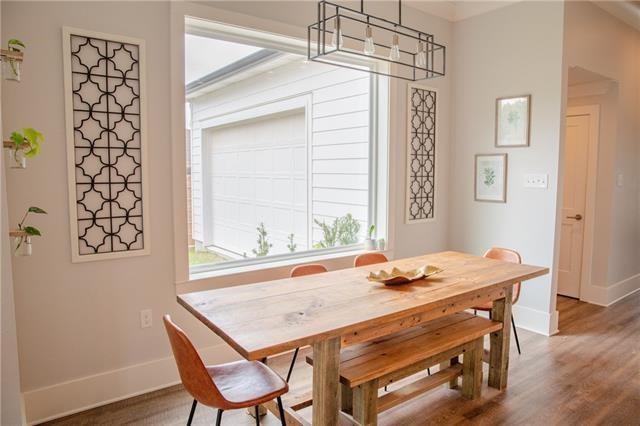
[312,337,341,425]
[488,286,513,390]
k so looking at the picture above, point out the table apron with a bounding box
[341,285,508,348]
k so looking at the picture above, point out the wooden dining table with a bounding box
[178,251,548,425]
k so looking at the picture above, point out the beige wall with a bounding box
[564,1,640,303]
[1,1,453,422]
[7,1,635,422]
[449,1,566,334]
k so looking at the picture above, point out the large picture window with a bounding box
[185,20,388,273]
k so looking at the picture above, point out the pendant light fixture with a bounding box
[308,0,445,81]
[364,22,375,55]
[389,32,400,61]
[330,17,344,49]
[416,40,427,68]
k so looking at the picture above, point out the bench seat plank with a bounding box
[307,312,501,387]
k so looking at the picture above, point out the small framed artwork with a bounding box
[475,154,508,203]
[495,95,530,147]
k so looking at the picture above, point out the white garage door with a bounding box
[203,109,307,257]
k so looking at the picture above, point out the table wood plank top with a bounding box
[178,251,548,360]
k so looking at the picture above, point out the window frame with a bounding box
[181,16,390,279]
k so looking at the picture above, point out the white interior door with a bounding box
[557,115,590,298]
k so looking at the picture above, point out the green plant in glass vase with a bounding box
[14,206,46,256]
[7,127,44,168]
[3,39,25,81]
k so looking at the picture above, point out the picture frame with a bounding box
[495,95,530,147]
[474,154,507,203]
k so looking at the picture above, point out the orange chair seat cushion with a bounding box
[207,360,288,407]
[473,301,493,311]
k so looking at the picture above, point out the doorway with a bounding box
[557,105,599,299]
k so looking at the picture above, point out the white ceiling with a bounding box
[593,1,640,30]
[404,0,518,22]
[404,1,640,28]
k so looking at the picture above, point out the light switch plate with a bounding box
[616,173,624,187]
[524,173,548,189]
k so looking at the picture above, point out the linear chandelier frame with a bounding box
[307,0,446,81]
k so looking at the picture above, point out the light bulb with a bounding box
[331,27,344,49]
[364,25,375,56]
[389,33,400,61]
[416,41,427,68]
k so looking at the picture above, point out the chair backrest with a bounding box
[354,252,389,268]
[483,247,522,304]
[290,263,328,277]
[163,315,224,407]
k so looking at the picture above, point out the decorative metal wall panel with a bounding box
[63,29,149,261]
[406,85,435,223]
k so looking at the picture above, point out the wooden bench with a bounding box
[307,312,502,425]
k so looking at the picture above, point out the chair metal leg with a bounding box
[187,399,197,426]
[277,396,287,426]
[286,347,299,383]
[512,315,522,355]
[255,406,260,426]
[215,409,223,426]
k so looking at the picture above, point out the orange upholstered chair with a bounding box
[163,315,288,425]
[353,252,388,267]
[285,263,328,382]
[290,263,328,278]
[472,247,523,354]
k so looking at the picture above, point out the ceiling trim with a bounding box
[592,1,640,31]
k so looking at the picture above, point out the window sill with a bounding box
[178,248,394,292]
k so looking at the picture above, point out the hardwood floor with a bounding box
[43,294,640,425]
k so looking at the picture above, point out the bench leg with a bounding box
[353,379,378,426]
[341,383,353,415]
[439,356,460,389]
[462,338,483,399]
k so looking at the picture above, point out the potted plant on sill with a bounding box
[5,127,44,168]
[365,224,376,251]
[12,206,46,256]
[2,39,25,81]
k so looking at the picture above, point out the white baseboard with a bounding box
[23,343,240,425]
[580,273,640,307]
[605,273,640,306]
[511,304,559,336]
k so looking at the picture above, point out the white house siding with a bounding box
[189,59,371,256]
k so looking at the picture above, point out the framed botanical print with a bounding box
[475,154,507,203]
[495,95,530,147]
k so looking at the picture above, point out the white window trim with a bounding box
[170,3,392,283]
